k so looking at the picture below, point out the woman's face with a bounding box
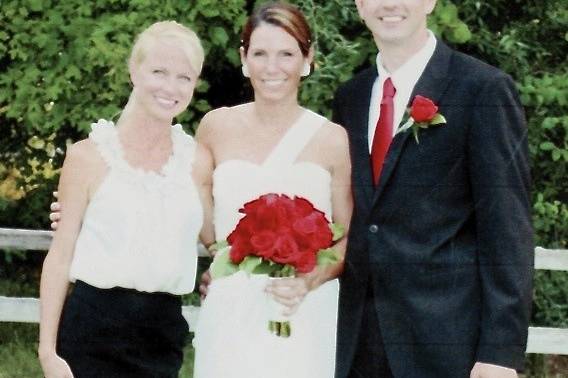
[130,39,197,122]
[242,23,310,104]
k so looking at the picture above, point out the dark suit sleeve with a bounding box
[332,87,345,126]
[468,74,534,369]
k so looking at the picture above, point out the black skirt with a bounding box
[56,281,189,378]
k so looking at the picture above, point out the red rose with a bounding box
[250,230,277,259]
[410,95,438,122]
[228,234,252,263]
[271,233,301,264]
[293,213,332,250]
[227,194,335,273]
[295,249,317,273]
[290,196,316,217]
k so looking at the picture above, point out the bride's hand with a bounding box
[49,191,61,230]
[265,276,312,316]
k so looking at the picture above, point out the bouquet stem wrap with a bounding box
[266,274,293,337]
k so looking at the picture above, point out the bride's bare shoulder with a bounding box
[315,119,349,159]
[196,103,252,142]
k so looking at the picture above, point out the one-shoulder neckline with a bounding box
[214,108,330,170]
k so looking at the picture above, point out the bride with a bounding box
[193,3,352,377]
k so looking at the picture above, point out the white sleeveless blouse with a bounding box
[69,119,203,295]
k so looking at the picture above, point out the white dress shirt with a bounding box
[368,32,437,151]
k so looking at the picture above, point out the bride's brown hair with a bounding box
[241,2,312,57]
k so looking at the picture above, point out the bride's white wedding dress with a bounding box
[193,109,339,378]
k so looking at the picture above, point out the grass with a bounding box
[0,322,196,378]
[0,323,42,378]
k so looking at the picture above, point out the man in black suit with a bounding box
[333,0,533,377]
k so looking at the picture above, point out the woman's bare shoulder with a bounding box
[196,103,252,142]
[319,119,349,150]
[62,138,106,177]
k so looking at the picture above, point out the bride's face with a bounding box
[242,23,310,103]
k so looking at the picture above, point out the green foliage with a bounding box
[0,323,42,378]
[0,0,248,228]
[317,247,341,265]
[210,246,238,279]
[330,223,345,241]
[210,246,297,279]
[428,0,472,43]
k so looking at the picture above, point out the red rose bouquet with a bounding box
[210,193,344,337]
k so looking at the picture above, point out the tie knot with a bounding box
[383,78,396,98]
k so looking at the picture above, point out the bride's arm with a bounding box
[301,123,353,289]
[266,123,353,315]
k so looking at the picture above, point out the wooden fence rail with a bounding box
[1,228,567,354]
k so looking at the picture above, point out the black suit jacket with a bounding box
[333,40,533,378]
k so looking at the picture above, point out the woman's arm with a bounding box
[301,123,353,288]
[267,123,353,314]
[38,141,96,376]
[192,141,215,248]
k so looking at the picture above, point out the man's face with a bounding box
[355,0,436,48]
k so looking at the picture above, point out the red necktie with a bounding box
[371,77,396,186]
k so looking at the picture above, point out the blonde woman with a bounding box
[39,21,213,377]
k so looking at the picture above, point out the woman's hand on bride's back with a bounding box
[49,191,61,230]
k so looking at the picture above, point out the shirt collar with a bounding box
[375,31,437,95]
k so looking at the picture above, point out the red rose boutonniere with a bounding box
[395,95,446,143]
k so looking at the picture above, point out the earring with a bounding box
[241,64,250,78]
[301,62,311,77]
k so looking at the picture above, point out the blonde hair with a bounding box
[129,21,204,75]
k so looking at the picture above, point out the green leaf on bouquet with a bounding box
[430,113,447,125]
[330,223,345,241]
[317,248,341,266]
[209,240,228,254]
[210,246,238,280]
[251,261,279,275]
[239,256,265,274]
[279,264,296,277]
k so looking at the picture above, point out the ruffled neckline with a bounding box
[89,119,194,184]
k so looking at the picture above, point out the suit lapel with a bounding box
[351,67,378,204]
[372,41,454,205]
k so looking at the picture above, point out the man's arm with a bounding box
[468,73,534,371]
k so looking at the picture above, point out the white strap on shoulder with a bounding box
[262,109,327,168]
